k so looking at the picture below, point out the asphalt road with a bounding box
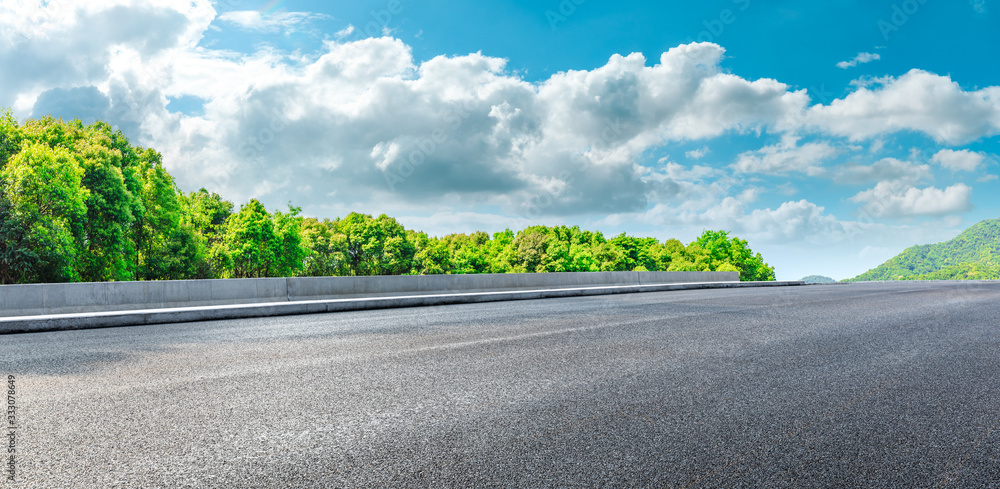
[2,281,999,488]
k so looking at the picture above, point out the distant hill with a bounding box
[801,275,836,283]
[848,218,1000,281]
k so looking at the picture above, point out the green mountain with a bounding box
[801,275,836,284]
[848,218,1000,281]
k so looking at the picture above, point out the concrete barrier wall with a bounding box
[0,271,737,317]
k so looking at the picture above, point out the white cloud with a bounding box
[596,194,962,281]
[0,0,215,113]
[639,162,728,206]
[685,146,710,159]
[532,43,808,154]
[832,157,931,185]
[836,52,881,69]
[732,135,837,176]
[335,24,355,39]
[808,70,1000,145]
[611,194,869,246]
[931,149,986,172]
[217,11,328,33]
[851,182,973,218]
[109,38,807,217]
[1,0,996,243]
[741,200,864,243]
[972,0,988,13]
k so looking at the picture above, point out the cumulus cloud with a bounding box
[12,27,805,217]
[832,157,931,185]
[808,70,1000,145]
[851,182,973,218]
[685,146,710,159]
[531,43,807,152]
[2,0,997,240]
[931,149,986,172]
[640,161,728,205]
[741,200,871,243]
[836,52,881,69]
[732,135,837,175]
[0,0,211,113]
[616,195,872,247]
[30,86,111,122]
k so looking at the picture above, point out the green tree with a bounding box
[180,188,234,278]
[693,230,775,281]
[0,107,783,283]
[131,148,207,280]
[568,243,598,272]
[0,109,22,169]
[218,200,307,278]
[594,239,625,271]
[512,227,549,273]
[332,213,415,275]
[272,205,308,278]
[0,195,38,284]
[651,238,685,271]
[181,188,233,245]
[0,142,88,282]
[220,199,277,278]
[73,125,139,281]
[439,232,489,274]
[409,231,449,275]
[374,215,416,275]
[486,229,517,273]
[301,218,350,277]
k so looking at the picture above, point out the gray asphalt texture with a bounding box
[2,281,999,488]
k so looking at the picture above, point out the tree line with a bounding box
[0,114,775,284]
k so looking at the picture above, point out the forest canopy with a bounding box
[0,113,776,284]
[847,217,1000,281]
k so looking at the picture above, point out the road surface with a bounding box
[2,281,999,487]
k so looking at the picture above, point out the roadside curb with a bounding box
[0,280,803,334]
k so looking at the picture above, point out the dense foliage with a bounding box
[0,114,776,284]
[848,218,1000,281]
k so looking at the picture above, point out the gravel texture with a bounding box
[1,281,998,488]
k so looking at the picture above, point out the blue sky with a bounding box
[1,0,998,280]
